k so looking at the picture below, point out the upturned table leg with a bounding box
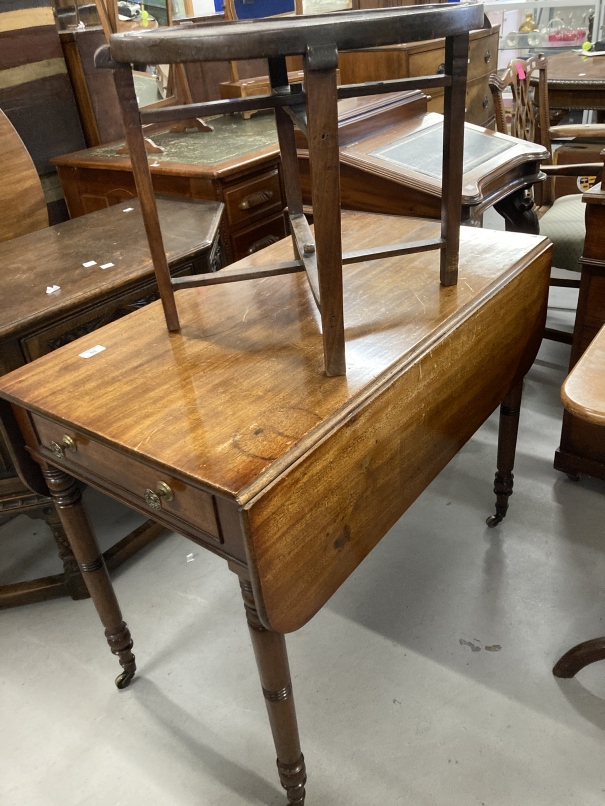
[553,638,605,678]
[239,577,306,804]
[43,465,136,688]
[487,381,523,528]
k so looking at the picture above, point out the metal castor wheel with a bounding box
[115,670,135,689]
[486,513,503,528]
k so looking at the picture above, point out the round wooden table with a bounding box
[553,324,605,677]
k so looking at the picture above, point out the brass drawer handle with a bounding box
[144,481,174,510]
[247,234,280,255]
[484,49,491,64]
[239,189,274,210]
[482,95,489,109]
[49,435,77,460]
[436,62,446,75]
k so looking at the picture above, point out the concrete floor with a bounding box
[2,288,605,805]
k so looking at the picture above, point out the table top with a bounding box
[0,197,223,341]
[0,211,549,505]
[562,325,605,425]
[543,50,605,88]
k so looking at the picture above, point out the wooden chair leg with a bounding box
[487,381,523,528]
[304,45,345,378]
[238,576,306,805]
[440,31,469,287]
[553,638,605,678]
[109,59,179,333]
[43,465,136,689]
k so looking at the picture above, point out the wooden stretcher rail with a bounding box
[169,237,446,291]
[137,75,453,125]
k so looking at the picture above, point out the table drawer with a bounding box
[408,29,498,84]
[231,212,288,261]
[223,168,283,228]
[32,414,221,543]
[468,30,498,81]
[465,76,495,127]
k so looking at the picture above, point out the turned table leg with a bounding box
[553,638,605,678]
[43,464,136,688]
[487,381,523,528]
[39,502,89,601]
[239,577,306,805]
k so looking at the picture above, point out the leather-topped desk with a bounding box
[52,92,548,255]
[0,196,223,608]
[0,213,551,802]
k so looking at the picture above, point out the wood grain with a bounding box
[0,108,48,242]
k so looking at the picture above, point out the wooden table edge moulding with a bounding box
[95,2,485,377]
[0,212,552,804]
[553,324,605,678]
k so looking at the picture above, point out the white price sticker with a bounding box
[79,345,106,359]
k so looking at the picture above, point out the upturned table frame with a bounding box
[97,3,484,375]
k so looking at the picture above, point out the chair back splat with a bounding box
[98,3,483,376]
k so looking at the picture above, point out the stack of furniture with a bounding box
[0,6,558,805]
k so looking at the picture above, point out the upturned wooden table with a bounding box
[0,213,551,803]
[554,324,605,678]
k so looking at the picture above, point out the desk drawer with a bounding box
[223,168,283,228]
[32,414,221,543]
[408,29,498,84]
[231,213,288,261]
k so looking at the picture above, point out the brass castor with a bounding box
[115,670,135,689]
[486,513,503,528]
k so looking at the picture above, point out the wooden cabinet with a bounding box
[338,26,499,127]
[52,116,286,264]
[555,185,605,480]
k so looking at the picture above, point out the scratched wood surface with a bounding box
[0,212,552,631]
[0,196,223,341]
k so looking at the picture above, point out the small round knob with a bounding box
[437,62,446,75]
[482,95,489,108]
[485,50,491,64]
[62,435,77,453]
[144,481,174,510]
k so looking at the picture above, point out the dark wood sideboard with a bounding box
[0,197,222,607]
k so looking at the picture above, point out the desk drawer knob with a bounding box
[144,481,174,510]
[239,190,274,210]
[49,435,77,459]
[485,50,491,64]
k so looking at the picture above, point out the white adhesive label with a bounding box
[46,285,60,294]
[100,262,115,269]
[82,260,97,268]
[123,207,134,212]
[79,345,106,359]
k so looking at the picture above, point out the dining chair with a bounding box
[489,54,605,343]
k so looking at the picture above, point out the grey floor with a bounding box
[2,271,605,805]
